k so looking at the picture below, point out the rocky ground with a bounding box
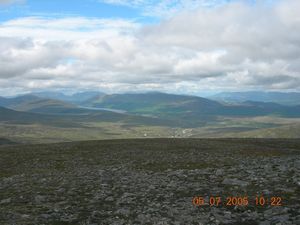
[0,139,299,225]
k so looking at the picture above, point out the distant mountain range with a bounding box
[1,92,300,120]
[1,91,300,142]
[32,91,105,104]
[83,92,300,119]
[0,94,209,127]
[210,91,300,105]
[0,95,76,114]
[84,92,220,115]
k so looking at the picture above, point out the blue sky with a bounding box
[0,0,146,21]
[0,0,299,95]
[0,0,266,23]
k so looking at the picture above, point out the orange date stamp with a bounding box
[192,196,282,207]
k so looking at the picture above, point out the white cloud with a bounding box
[0,0,300,95]
[101,0,228,18]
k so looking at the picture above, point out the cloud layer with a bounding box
[0,0,300,95]
[101,0,229,17]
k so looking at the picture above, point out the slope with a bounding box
[211,91,300,105]
[84,92,300,119]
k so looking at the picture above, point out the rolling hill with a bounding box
[210,91,300,105]
[0,137,16,145]
[4,92,298,120]
[0,105,177,127]
[0,94,40,108]
[83,92,300,118]
[84,92,222,115]
[0,95,80,114]
[0,106,50,122]
[33,91,105,104]
[12,98,77,114]
[0,105,185,143]
[2,92,300,126]
[1,92,300,143]
[222,123,300,138]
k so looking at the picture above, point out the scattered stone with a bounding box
[1,139,299,224]
[222,178,249,187]
[34,195,46,204]
[0,198,11,204]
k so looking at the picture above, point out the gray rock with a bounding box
[116,208,131,217]
[222,178,249,187]
[215,169,224,176]
[0,198,11,204]
[105,196,114,202]
[259,221,271,225]
[34,195,46,204]
[21,214,30,219]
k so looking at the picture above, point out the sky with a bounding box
[0,0,299,96]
